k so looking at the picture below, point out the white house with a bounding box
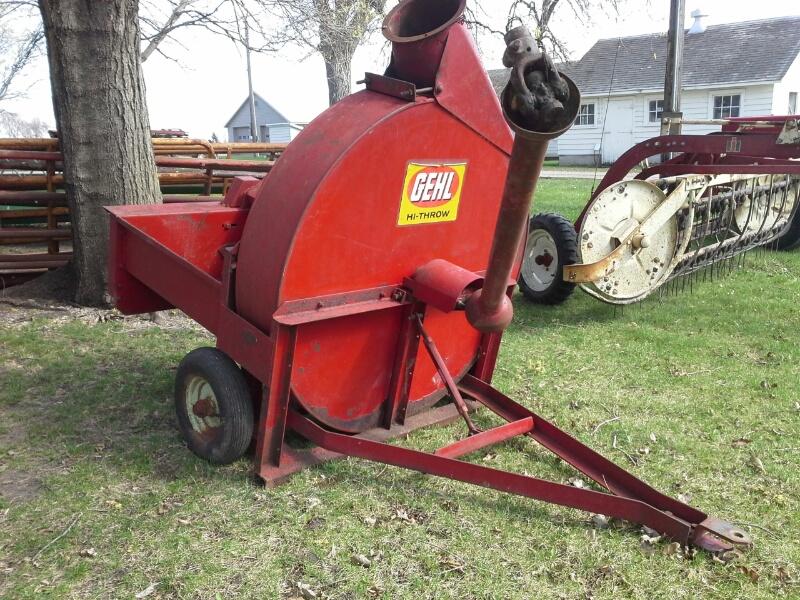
[224,93,306,143]
[490,14,800,165]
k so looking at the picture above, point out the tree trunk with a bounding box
[39,0,161,306]
[322,50,353,105]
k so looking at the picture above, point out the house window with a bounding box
[712,94,741,119]
[789,92,798,115]
[648,99,664,122]
[574,103,595,126]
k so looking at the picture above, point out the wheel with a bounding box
[174,347,254,465]
[776,211,800,250]
[578,180,683,304]
[518,213,578,305]
[776,177,800,251]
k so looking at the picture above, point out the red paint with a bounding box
[581,130,800,228]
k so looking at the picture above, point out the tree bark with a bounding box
[39,0,161,306]
[321,47,353,105]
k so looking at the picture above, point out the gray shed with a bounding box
[225,93,305,143]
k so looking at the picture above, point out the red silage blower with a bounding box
[107,0,752,553]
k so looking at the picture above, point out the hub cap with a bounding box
[522,229,559,291]
[185,375,221,438]
[579,180,679,303]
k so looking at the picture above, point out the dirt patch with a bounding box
[1,265,77,304]
[0,305,211,503]
[0,298,210,335]
[0,407,43,503]
[0,467,43,503]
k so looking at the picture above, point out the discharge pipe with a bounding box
[382,0,466,88]
[466,26,580,333]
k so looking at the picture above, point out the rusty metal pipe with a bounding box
[0,191,67,206]
[154,157,274,172]
[466,135,550,331]
[466,26,580,333]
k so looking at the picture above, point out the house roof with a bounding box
[488,15,800,97]
[224,93,289,128]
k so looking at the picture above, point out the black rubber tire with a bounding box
[776,209,800,251]
[174,347,254,465]
[518,212,579,305]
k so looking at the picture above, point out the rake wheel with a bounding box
[518,213,578,305]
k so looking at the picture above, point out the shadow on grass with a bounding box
[512,290,622,330]
[5,328,624,541]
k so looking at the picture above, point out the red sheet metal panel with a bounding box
[236,63,512,433]
[107,203,247,321]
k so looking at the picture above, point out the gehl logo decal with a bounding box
[397,161,467,226]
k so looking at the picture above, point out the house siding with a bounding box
[559,83,778,165]
[557,98,608,165]
[772,54,800,114]
[230,126,252,142]
[268,124,303,143]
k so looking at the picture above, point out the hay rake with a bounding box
[520,117,800,305]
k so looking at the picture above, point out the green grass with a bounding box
[541,160,606,171]
[1,179,799,598]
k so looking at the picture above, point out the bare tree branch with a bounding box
[0,109,48,136]
[140,0,193,61]
[138,0,276,62]
[472,0,626,62]
[253,0,387,105]
[0,28,43,100]
[0,2,43,103]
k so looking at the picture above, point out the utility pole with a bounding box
[661,0,685,146]
[245,22,258,142]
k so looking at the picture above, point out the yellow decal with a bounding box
[397,161,467,226]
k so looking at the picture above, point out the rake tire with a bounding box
[776,210,800,251]
[518,213,579,305]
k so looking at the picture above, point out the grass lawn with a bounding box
[541,160,606,171]
[1,179,799,599]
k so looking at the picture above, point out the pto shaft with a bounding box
[466,26,580,332]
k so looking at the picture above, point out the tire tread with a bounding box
[174,347,254,465]
[518,212,578,305]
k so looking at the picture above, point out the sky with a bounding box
[4,0,799,140]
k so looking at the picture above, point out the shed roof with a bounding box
[489,15,800,97]
[224,93,289,128]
